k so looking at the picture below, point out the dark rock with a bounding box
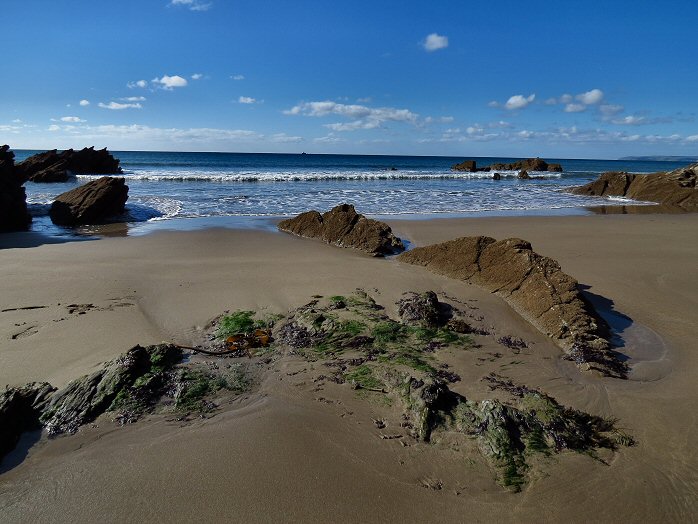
[570,163,698,209]
[16,147,123,183]
[0,382,55,460]
[518,170,530,179]
[278,204,404,256]
[492,173,501,180]
[485,157,563,172]
[49,176,129,226]
[396,291,441,328]
[41,344,182,436]
[0,145,32,232]
[452,160,477,172]
[398,236,625,377]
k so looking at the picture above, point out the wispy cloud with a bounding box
[119,96,146,102]
[98,101,143,110]
[191,73,204,80]
[564,103,586,113]
[60,116,85,123]
[127,80,148,89]
[169,0,212,12]
[238,96,258,104]
[285,100,419,131]
[152,75,188,90]
[422,33,448,52]
[231,74,245,80]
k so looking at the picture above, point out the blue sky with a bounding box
[1,0,697,158]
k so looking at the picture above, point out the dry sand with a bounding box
[1,213,697,522]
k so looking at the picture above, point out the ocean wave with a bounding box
[77,170,564,182]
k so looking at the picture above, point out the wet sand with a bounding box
[1,213,697,522]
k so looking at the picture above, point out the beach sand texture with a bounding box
[1,213,697,522]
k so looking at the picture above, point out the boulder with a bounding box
[452,160,477,172]
[278,203,404,256]
[493,173,501,180]
[396,291,442,327]
[49,176,129,226]
[398,236,625,377]
[570,163,698,209]
[518,170,530,179]
[0,382,55,460]
[16,147,123,183]
[0,145,32,232]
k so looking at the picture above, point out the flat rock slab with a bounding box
[571,162,697,209]
[398,236,626,377]
[50,176,129,226]
[278,203,404,256]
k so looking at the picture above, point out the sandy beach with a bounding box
[1,212,697,523]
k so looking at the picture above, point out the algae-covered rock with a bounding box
[41,344,182,435]
[0,382,55,460]
[396,291,442,328]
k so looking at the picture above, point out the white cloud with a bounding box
[314,133,344,143]
[152,75,188,90]
[120,96,146,102]
[611,115,647,125]
[98,101,143,110]
[686,135,698,142]
[423,33,449,52]
[576,88,604,105]
[285,100,419,131]
[48,124,61,131]
[169,0,212,11]
[191,73,204,80]
[238,96,258,104]
[564,103,586,113]
[487,101,500,108]
[269,133,303,143]
[12,119,22,123]
[79,99,90,107]
[231,74,245,80]
[128,80,148,89]
[560,94,573,104]
[61,116,85,123]
[504,94,536,110]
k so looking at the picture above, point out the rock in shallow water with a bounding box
[278,203,405,256]
[50,176,129,226]
[16,147,123,183]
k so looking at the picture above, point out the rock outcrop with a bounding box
[278,204,404,256]
[0,145,32,232]
[16,147,123,183]
[518,170,530,179]
[49,176,129,226]
[41,344,182,436]
[452,158,563,173]
[398,236,625,377]
[452,160,477,172]
[0,382,55,460]
[570,163,698,209]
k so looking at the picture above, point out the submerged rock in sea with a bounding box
[278,203,405,256]
[41,344,182,436]
[0,382,55,460]
[570,163,698,209]
[451,157,563,173]
[50,176,129,226]
[0,145,32,232]
[15,147,123,183]
[452,160,477,172]
[398,236,626,377]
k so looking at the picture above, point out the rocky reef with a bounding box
[0,145,32,232]
[278,203,405,256]
[452,157,563,173]
[271,290,632,490]
[398,237,625,377]
[16,147,123,183]
[50,176,129,226]
[570,163,697,209]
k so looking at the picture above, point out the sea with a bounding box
[13,150,691,236]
